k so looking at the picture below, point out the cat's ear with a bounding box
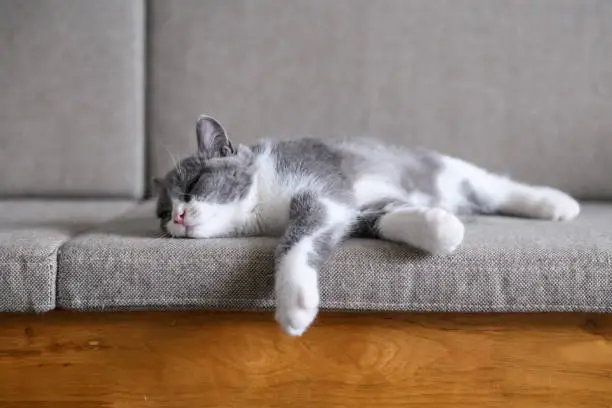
[196,115,235,158]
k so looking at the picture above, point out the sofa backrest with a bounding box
[0,0,144,198]
[1,1,611,200]
[149,0,612,200]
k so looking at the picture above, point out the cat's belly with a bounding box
[353,176,402,205]
[352,175,434,208]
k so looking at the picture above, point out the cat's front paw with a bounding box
[275,264,320,336]
[531,188,580,221]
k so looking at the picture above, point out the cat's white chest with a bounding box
[254,187,292,236]
[249,157,294,236]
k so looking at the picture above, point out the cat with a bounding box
[154,115,580,336]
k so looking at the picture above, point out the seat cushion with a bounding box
[0,200,136,312]
[58,201,612,312]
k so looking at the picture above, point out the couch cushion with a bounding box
[0,200,135,312]
[149,0,612,199]
[0,1,144,197]
[58,201,612,312]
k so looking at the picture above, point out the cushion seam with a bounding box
[55,298,612,310]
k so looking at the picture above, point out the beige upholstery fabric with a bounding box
[0,0,145,197]
[58,201,612,312]
[0,200,135,311]
[149,0,612,199]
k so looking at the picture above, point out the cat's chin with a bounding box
[185,228,236,239]
[164,222,200,238]
[165,223,233,239]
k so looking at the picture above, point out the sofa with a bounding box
[2,1,611,406]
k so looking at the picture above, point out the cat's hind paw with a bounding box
[528,188,580,221]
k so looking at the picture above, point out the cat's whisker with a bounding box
[158,141,183,177]
[149,231,171,242]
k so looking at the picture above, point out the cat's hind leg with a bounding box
[444,156,581,221]
[355,200,465,254]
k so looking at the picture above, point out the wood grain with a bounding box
[0,311,611,408]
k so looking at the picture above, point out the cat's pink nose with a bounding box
[174,209,186,225]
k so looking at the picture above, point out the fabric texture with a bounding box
[148,0,612,199]
[58,201,612,312]
[0,200,136,312]
[0,0,145,197]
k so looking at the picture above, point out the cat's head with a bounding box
[154,115,256,238]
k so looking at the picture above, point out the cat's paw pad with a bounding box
[422,208,465,254]
[532,188,580,221]
[275,270,319,336]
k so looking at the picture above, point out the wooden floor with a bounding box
[0,311,611,408]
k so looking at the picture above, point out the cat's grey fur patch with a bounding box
[275,191,326,260]
[159,153,255,206]
[352,199,409,238]
[271,139,355,203]
[189,158,254,203]
[399,148,443,202]
[352,200,390,238]
[308,230,336,269]
[460,179,495,214]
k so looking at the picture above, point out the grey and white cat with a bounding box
[155,115,580,336]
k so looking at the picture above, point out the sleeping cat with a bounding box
[154,115,580,336]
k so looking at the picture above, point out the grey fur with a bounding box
[156,149,255,212]
[275,192,326,260]
[274,192,340,276]
[399,148,443,203]
[271,139,354,203]
[352,199,407,238]
[308,229,336,269]
[460,179,496,214]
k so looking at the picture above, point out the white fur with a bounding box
[378,206,465,254]
[439,156,580,220]
[165,195,257,238]
[275,237,320,336]
[353,175,410,207]
[497,184,581,220]
[319,197,357,236]
[275,198,354,336]
[250,146,301,235]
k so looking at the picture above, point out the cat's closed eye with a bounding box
[183,178,200,203]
